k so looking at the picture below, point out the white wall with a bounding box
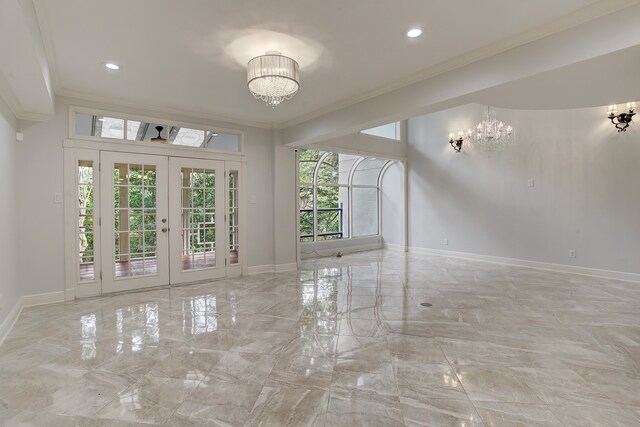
[407,103,640,274]
[0,97,19,325]
[381,161,405,246]
[17,96,274,297]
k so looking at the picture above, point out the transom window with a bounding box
[298,149,394,242]
[71,107,242,153]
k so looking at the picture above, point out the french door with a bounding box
[97,153,228,293]
[168,157,226,284]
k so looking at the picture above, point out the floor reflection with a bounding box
[2,249,640,426]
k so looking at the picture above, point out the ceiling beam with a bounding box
[282,3,640,146]
[0,0,55,121]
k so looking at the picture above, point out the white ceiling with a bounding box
[34,0,607,126]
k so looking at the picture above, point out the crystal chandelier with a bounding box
[247,51,300,108]
[471,106,514,152]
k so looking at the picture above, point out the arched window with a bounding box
[298,149,392,242]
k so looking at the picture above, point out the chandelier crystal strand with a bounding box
[471,106,514,152]
[247,52,300,108]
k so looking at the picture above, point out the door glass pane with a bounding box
[114,163,158,278]
[228,170,239,265]
[181,168,217,270]
[78,161,94,281]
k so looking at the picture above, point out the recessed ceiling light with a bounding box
[405,27,424,38]
[104,62,120,70]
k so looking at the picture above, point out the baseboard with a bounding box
[22,291,65,307]
[0,298,23,347]
[300,243,383,259]
[246,264,276,275]
[247,263,299,275]
[0,291,64,346]
[274,263,298,273]
[383,243,407,252]
[391,245,640,283]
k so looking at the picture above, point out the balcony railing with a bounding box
[300,207,343,240]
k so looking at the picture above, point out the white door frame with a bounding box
[63,139,246,300]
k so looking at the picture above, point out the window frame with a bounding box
[69,105,245,155]
[298,149,395,243]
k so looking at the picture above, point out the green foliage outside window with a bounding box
[298,150,343,242]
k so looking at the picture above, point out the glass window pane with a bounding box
[228,170,239,265]
[352,187,378,237]
[361,122,400,140]
[205,132,240,152]
[78,161,94,281]
[114,162,159,279]
[298,149,321,184]
[299,185,314,242]
[352,158,388,186]
[99,117,125,139]
[172,128,205,147]
[316,186,344,240]
[316,153,339,184]
[181,167,217,271]
[126,120,142,140]
[338,153,358,185]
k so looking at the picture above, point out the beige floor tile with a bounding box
[245,386,328,427]
[326,391,404,427]
[455,367,542,403]
[173,381,263,425]
[473,402,561,427]
[548,404,640,427]
[206,351,276,385]
[399,397,484,427]
[94,375,199,424]
[1,249,640,425]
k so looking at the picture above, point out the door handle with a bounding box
[161,218,167,223]
[162,227,169,233]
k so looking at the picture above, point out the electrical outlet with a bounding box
[569,249,576,258]
[443,239,449,246]
[528,179,535,188]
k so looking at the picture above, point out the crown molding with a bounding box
[279,0,640,129]
[0,73,52,122]
[17,111,54,122]
[56,88,275,130]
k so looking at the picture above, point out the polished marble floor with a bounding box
[1,249,640,426]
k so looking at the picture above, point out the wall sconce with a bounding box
[607,102,636,132]
[449,130,472,153]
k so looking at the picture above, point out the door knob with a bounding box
[161,218,167,223]
[162,227,168,233]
